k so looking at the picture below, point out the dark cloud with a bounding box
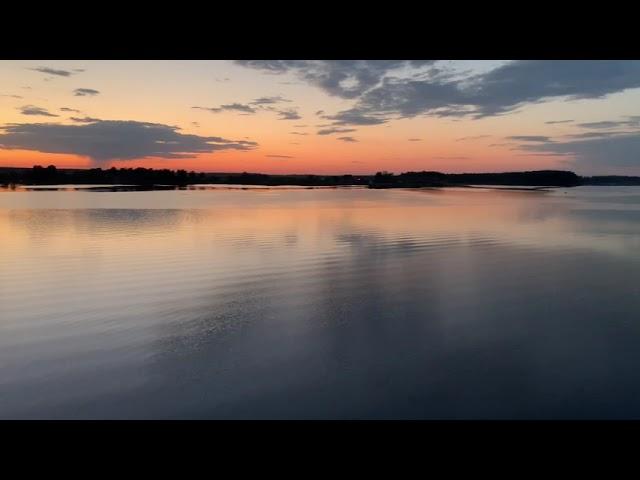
[251,96,290,105]
[277,109,301,120]
[19,105,59,117]
[317,127,357,136]
[73,88,100,97]
[320,109,388,126]
[30,66,76,77]
[337,136,358,142]
[506,135,551,142]
[60,107,81,113]
[545,119,574,124]
[563,131,636,139]
[70,116,103,123]
[324,61,640,124]
[266,154,293,158]
[0,120,257,162]
[315,110,325,116]
[515,132,640,169]
[577,119,640,129]
[193,103,256,114]
[235,60,436,99]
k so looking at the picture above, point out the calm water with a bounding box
[1,185,640,419]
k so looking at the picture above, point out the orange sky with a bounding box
[2,60,640,175]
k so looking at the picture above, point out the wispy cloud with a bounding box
[18,105,59,117]
[193,103,256,114]
[73,88,100,97]
[317,127,357,136]
[456,135,491,141]
[277,109,302,120]
[545,119,574,124]
[30,66,78,77]
[251,96,291,105]
[506,135,551,142]
[69,116,103,123]
[266,154,293,158]
[337,136,358,142]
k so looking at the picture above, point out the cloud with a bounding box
[60,107,81,113]
[19,105,59,117]
[73,88,100,96]
[514,132,640,169]
[277,109,301,120]
[266,154,293,158]
[290,132,308,135]
[70,116,103,123]
[545,119,574,124]
[0,120,257,162]
[0,94,23,99]
[506,135,551,142]
[320,109,388,126]
[251,96,290,105]
[235,60,436,99]
[317,127,357,136]
[30,66,77,77]
[432,156,469,160]
[408,138,422,141]
[456,135,491,141]
[577,118,640,129]
[193,103,256,114]
[563,131,637,139]
[337,136,358,142]
[320,61,640,124]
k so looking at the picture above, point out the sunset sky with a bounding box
[1,60,640,175]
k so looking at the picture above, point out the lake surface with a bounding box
[1,185,640,419]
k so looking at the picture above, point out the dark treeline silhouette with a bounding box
[2,165,640,188]
[370,170,584,187]
[0,165,369,187]
[580,176,640,186]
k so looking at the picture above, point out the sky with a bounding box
[1,60,639,175]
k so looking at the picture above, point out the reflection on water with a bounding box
[1,186,640,419]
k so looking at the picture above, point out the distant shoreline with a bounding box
[2,165,640,188]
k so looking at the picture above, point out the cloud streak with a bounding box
[19,105,59,117]
[30,66,78,77]
[74,88,100,97]
[193,103,256,114]
[317,127,357,136]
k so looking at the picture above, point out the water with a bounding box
[1,185,640,419]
